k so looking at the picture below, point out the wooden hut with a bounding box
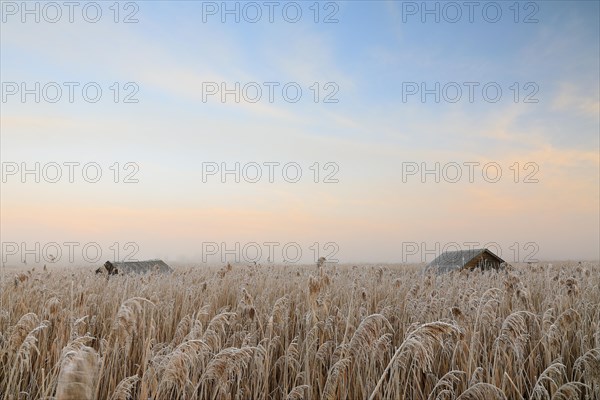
[424,248,505,274]
[99,259,172,275]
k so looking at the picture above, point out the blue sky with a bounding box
[1,1,599,263]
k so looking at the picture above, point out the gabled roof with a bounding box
[425,248,504,273]
[107,259,172,274]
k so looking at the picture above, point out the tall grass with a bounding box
[1,261,598,399]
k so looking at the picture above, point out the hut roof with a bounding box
[105,259,172,274]
[424,248,505,273]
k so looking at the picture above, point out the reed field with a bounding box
[1,261,599,400]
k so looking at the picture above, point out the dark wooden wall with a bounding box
[464,252,502,270]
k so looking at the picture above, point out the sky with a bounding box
[1,0,599,265]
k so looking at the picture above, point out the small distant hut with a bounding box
[98,260,172,275]
[424,248,505,274]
